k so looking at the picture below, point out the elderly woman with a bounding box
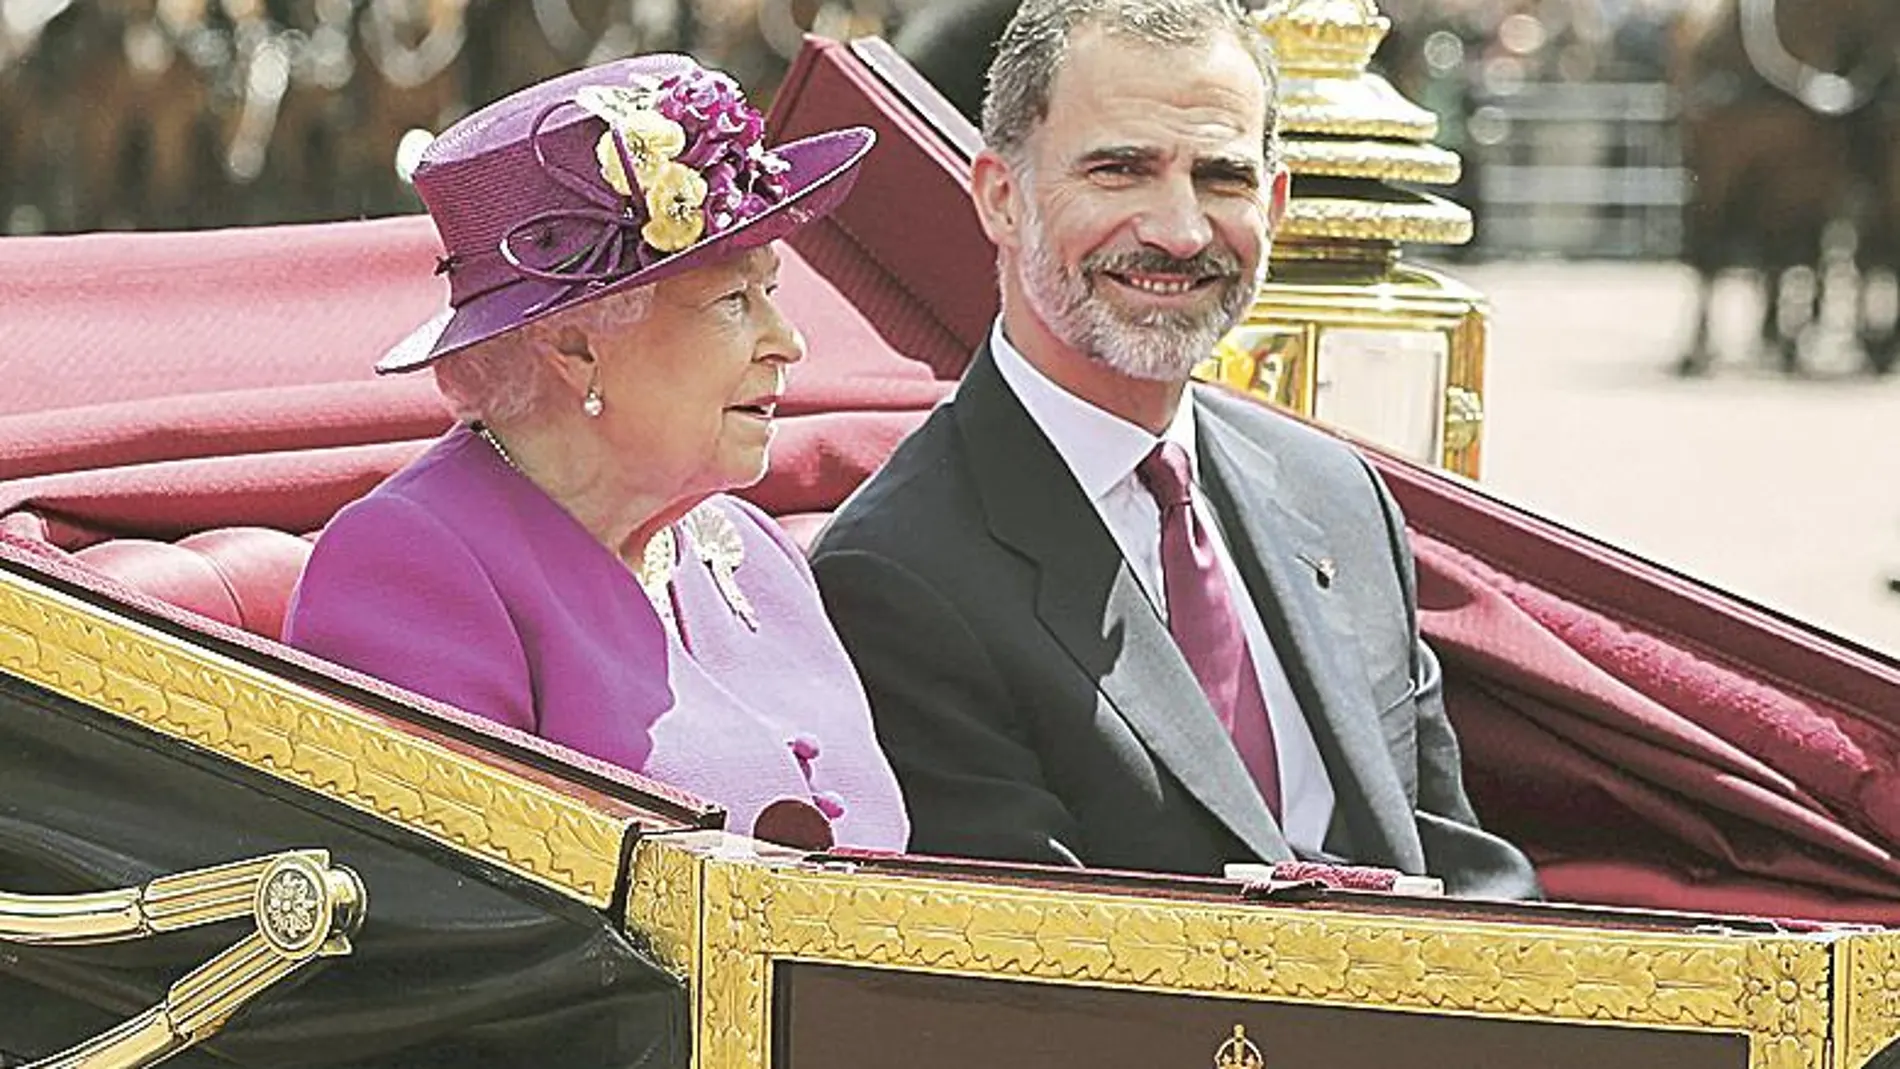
[285,55,907,851]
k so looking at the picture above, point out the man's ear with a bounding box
[970,148,1025,250]
[1264,165,1292,231]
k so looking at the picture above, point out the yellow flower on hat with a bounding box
[642,161,709,252]
[595,108,688,197]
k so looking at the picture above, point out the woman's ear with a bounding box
[531,322,597,397]
[970,149,1025,250]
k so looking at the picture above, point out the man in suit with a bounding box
[811,0,1538,897]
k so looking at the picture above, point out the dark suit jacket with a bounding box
[811,346,1539,898]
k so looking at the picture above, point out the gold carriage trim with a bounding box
[628,834,1862,1069]
[0,567,644,907]
[1280,194,1474,246]
[1261,0,1446,158]
[1282,139,1461,185]
[1280,106,1440,144]
[1837,934,1900,1069]
[1259,0,1390,79]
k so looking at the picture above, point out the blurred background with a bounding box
[0,0,1701,239]
[3,0,1897,651]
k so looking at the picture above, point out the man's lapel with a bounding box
[1194,393,1420,871]
[954,349,1291,863]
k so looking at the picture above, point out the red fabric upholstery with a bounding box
[0,379,450,482]
[776,513,834,553]
[1536,859,1900,926]
[768,37,996,376]
[0,216,445,420]
[0,441,429,548]
[76,528,314,641]
[1380,456,1900,920]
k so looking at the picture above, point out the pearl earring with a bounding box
[581,362,604,417]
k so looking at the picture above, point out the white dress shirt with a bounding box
[985,322,1337,854]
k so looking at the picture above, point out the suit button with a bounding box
[812,790,846,820]
[788,734,820,762]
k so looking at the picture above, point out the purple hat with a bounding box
[377,54,874,374]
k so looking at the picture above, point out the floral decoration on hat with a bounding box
[503,67,792,290]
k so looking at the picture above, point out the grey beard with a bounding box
[1018,226,1262,383]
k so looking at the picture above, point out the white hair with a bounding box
[433,285,655,424]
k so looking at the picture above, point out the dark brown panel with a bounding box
[774,963,1746,1069]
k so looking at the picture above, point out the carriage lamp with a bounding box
[1197,0,1490,478]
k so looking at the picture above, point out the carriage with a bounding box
[6,13,1900,1069]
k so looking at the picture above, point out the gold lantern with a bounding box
[1199,0,1489,478]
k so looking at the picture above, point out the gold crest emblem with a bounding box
[1214,1024,1265,1069]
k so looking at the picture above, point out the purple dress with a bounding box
[284,425,908,850]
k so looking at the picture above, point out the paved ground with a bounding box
[1438,259,1900,658]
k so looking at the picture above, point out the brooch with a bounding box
[633,526,678,624]
[681,505,757,630]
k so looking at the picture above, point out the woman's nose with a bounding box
[760,294,805,364]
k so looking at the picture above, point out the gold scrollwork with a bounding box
[701,860,772,1069]
[627,832,705,978]
[1836,935,1900,1069]
[750,868,1752,1026]
[1743,943,1830,1069]
[1282,195,1474,247]
[0,570,639,907]
[1282,139,1461,185]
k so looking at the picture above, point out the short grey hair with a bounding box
[433,285,655,425]
[982,0,1282,168]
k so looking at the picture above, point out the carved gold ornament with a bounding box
[1254,0,1474,251]
[1215,1024,1265,1069]
[1281,139,1461,185]
[3,849,364,1069]
[1280,194,1473,247]
[1839,934,1900,1068]
[1443,384,1485,453]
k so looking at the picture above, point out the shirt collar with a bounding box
[988,319,1201,501]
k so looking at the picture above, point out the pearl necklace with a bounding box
[472,422,519,473]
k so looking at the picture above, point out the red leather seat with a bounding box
[75,527,313,641]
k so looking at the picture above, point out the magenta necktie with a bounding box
[1137,442,1283,819]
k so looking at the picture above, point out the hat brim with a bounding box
[376,126,876,375]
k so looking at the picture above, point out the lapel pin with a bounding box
[1297,553,1336,589]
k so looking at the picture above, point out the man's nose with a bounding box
[1133,177,1214,260]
